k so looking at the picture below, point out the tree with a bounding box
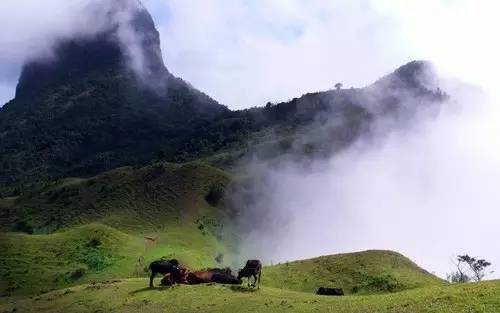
[449,255,492,282]
[334,82,343,90]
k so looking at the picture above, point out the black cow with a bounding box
[316,287,344,296]
[149,259,181,288]
[238,260,262,289]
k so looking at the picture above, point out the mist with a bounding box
[0,0,161,104]
[229,71,500,278]
[210,0,500,280]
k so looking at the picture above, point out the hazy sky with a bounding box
[0,0,419,108]
[1,1,498,108]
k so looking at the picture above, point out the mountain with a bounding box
[0,0,228,195]
[217,60,447,166]
[0,0,448,197]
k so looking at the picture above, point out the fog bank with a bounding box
[231,80,500,279]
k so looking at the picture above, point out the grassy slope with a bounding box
[2,279,500,313]
[0,161,231,234]
[262,250,443,294]
[0,162,233,297]
[0,161,446,301]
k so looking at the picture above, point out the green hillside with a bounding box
[1,161,231,234]
[0,161,234,297]
[2,279,500,313]
[263,250,444,294]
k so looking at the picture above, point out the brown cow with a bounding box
[187,268,242,285]
[160,267,188,286]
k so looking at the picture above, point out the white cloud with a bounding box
[147,0,410,108]
[372,0,500,94]
[2,1,500,107]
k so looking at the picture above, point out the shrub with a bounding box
[86,237,102,248]
[365,273,403,292]
[14,220,34,234]
[70,267,86,280]
[205,184,225,206]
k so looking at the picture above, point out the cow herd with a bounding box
[149,259,262,289]
[148,258,344,296]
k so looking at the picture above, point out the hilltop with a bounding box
[263,250,443,294]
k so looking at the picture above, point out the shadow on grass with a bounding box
[228,285,259,293]
[129,285,175,295]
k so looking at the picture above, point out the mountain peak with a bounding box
[15,0,169,99]
[105,0,169,82]
[371,60,438,92]
[0,0,227,194]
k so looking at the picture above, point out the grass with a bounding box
[263,250,444,294]
[0,161,234,297]
[0,222,224,298]
[2,278,500,313]
[1,160,498,312]
[1,161,231,234]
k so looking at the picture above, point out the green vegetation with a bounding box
[0,161,234,297]
[1,161,231,234]
[0,222,223,298]
[263,250,444,294]
[2,279,500,313]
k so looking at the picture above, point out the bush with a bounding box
[205,184,225,206]
[447,271,471,283]
[14,220,34,234]
[86,237,102,248]
[365,273,403,292]
[70,267,86,280]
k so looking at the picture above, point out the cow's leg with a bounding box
[247,277,250,288]
[257,270,261,289]
[150,270,157,288]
